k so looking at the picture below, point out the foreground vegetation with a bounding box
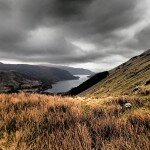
[0,93,149,150]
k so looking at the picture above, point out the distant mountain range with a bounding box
[56,66,94,75]
[41,64,94,75]
[1,49,149,96]
[68,49,150,97]
[0,63,78,84]
[0,63,94,93]
[0,63,80,93]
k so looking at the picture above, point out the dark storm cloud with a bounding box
[0,0,148,69]
[126,24,150,50]
[18,0,140,34]
[0,0,11,12]
[69,0,140,36]
[18,0,92,29]
[136,25,150,49]
[0,45,103,64]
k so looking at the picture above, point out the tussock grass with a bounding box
[0,93,149,150]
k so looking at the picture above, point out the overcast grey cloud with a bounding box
[0,0,149,71]
[126,24,150,50]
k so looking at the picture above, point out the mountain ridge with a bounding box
[56,66,94,75]
[78,49,150,97]
[0,63,77,85]
[40,64,94,75]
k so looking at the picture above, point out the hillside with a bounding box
[67,71,109,96]
[81,49,150,97]
[0,50,149,150]
[57,66,94,75]
[0,93,149,149]
[0,63,77,85]
[40,64,94,75]
[0,71,45,93]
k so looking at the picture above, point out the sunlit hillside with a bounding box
[0,93,149,150]
[81,49,150,98]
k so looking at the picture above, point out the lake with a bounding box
[46,75,89,93]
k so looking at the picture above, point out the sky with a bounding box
[0,0,150,72]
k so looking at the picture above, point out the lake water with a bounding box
[46,75,89,93]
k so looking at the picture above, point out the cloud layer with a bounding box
[0,0,149,71]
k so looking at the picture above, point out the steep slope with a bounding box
[0,64,77,84]
[81,49,150,97]
[0,71,43,93]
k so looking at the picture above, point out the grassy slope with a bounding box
[0,93,149,150]
[0,50,149,150]
[81,50,150,98]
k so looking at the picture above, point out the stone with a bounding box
[123,103,132,109]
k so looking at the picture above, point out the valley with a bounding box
[0,64,93,94]
[0,49,149,150]
[0,0,150,149]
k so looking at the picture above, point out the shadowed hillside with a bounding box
[58,66,94,75]
[67,71,109,96]
[81,49,150,97]
[0,71,45,93]
[0,63,77,84]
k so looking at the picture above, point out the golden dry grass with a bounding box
[0,93,149,150]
